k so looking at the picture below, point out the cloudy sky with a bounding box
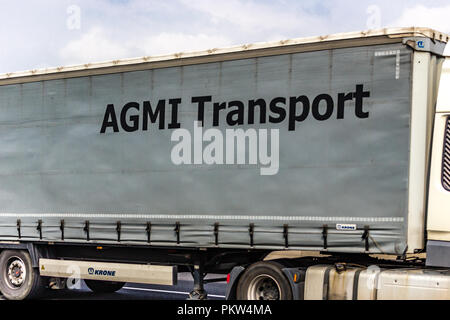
[1,0,450,73]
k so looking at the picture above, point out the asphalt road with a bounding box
[0,273,227,300]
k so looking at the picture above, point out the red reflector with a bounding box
[226,273,231,284]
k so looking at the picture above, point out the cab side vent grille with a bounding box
[442,117,450,191]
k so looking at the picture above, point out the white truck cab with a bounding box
[427,58,450,267]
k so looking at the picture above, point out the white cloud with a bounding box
[59,28,233,65]
[136,33,232,56]
[2,1,450,73]
[178,0,328,41]
[59,27,132,65]
[389,4,450,55]
[390,4,450,33]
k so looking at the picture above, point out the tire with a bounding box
[236,261,292,300]
[0,250,45,300]
[84,280,125,293]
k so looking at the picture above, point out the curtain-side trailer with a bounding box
[0,27,449,300]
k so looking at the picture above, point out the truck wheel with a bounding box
[84,280,125,293]
[236,261,292,300]
[0,250,45,300]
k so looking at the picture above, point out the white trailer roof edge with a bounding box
[0,27,448,85]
